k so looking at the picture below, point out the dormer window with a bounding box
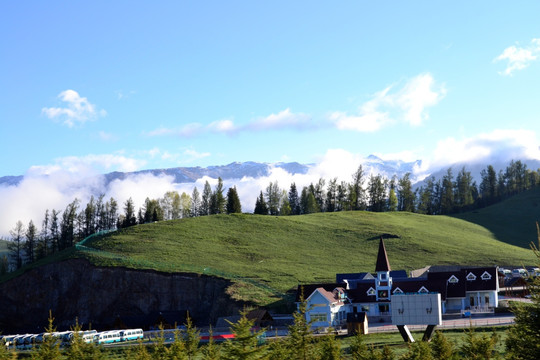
[481,271,492,280]
[367,287,376,296]
[418,286,429,294]
[466,272,477,281]
[393,287,403,294]
[448,275,459,284]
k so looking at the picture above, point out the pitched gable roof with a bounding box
[375,236,391,272]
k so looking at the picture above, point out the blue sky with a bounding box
[1,1,540,234]
[2,1,540,176]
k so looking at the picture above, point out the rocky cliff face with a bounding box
[0,259,245,333]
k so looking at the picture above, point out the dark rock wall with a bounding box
[0,259,244,333]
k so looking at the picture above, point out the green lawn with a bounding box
[75,210,536,306]
[454,186,540,249]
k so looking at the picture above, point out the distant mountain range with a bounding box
[1,156,539,189]
[0,157,423,187]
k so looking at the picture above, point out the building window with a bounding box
[378,290,389,298]
[393,287,403,294]
[481,271,492,280]
[361,305,370,312]
[310,313,327,323]
[466,272,477,281]
[380,273,386,280]
[448,275,459,284]
[418,286,429,294]
[485,295,490,306]
[367,287,376,296]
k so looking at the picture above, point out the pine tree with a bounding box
[7,221,25,270]
[151,323,169,360]
[288,287,315,360]
[460,326,499,360]
[430,330,454,360]
[64,318,104,360]
[288,183,301,215]
[221,309,267,360]
[200,326,221,360]
[226,186,242,214]
[400,341,432,360]
[33,311,62,360]
[122,197,137,228]
[349,332,371,360]
[183,314,201,360]
[505,224,540,360]
[24,220,37,264]
[267,336,291,360]
[317,330,342,360]
[254,191,268,215]
[168,327,188,360]
[130,339,152,360]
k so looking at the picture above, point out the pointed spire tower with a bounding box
[375,236,392,301]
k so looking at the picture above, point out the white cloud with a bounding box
[208,119,237,134]
[494,38,540,76]
[184,149,211,160]
[330,73,445,132]
[98,131,116,142]
[146,109,313,138]
[42,90,106,127]
[248,108,312,131]
[420,129,540,174]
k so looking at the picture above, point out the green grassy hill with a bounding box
[453,186,540,249]
[75,210,536,306]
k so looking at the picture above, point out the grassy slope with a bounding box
[453,187,540,249]
[79,210,536,306]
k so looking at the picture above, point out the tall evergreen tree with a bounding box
[388,178,398,212]
[221,309,267,360]
[455,166,475,210]
[288,287,315,360]
[254,191,268,215]
[368,174,387,212]
[226,186,242,214]
[505,225,540,360]
[210,177,226,215]
[300,187,318,214]
[24,220,37,264]
[49,209,60,253]
[122,197,137,228]
[326,178,338,212]
[440,168,455,214]
[201,181,212,216]
[479,165,498,206]
[33,311,62,360]
[398,173,415,212]
[8,220,25,270]
[288,183,301,215]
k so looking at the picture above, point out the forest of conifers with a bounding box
[2,159,538,273]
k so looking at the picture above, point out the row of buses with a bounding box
[1,328,144,350]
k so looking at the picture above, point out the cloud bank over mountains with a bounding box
[1,128,539,237]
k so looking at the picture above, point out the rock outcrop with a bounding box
[0,259,245,333]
